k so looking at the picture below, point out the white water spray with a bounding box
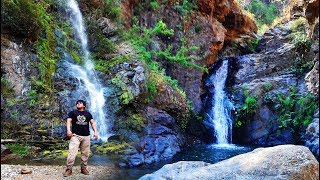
[66,0,112,141]
[206,60,234,144]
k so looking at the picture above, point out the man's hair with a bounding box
[76,99,86,107]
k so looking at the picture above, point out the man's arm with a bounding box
[66,118,73,138]
[90,119,98,140]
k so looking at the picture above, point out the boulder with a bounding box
[1,144,12,156]
[305,109,319,157]
[122,107,186,167]
[97,17,117,36]
[140,145,319,180]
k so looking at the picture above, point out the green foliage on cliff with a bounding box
[235,88,258,127]
[1,0,46,38]
[176,0,198,17]
[111,76,135,104]
[288,19,313,76]
[150,1,159,11]
[1,77,15,99]
[102,0,122,21]
[2,0,58,92]
[151,20,174,36]
[275,86,317,131]
[95,55,131,73]
[85,14,117,58]
[246,38,260,53]
[124,18,197,100]
[125,113,146,132]
[116,110,146,132]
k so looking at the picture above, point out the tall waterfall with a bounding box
[205,60,234,144]
[65,0,112,141]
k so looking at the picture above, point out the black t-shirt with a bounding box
[67,110,93,136]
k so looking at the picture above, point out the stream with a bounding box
[2,143,254,179]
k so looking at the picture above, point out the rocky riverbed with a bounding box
[1,164,122,180]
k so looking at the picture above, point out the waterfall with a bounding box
[205,60,234,145]
[64,0,112,141]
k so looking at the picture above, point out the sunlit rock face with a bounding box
[1,35,32,97]
[140,145,319,180]
[118,0,257,114]
[197,0,258,42]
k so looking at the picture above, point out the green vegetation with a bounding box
[151,20,174,36]
[122,18,201,101]
[115,109,147,132]
[111,76,135,104]
[2,0,58,92]
[176,0,198,17]
[6,144,30,157]
[150,1,159,11]
[288,18,313,76]
[101,0,122,21]
[290,55,313,76]
[246,38,260,53]
[245,0,279,35]
[94,142,131,154]
[85,14,117,58]
[290,17,307,31]
[1,76,15,99]
[275,86,317,131]
[124,113,146,132]
[262,83,273,92]
[235,88,258,127]
[1,0,46,38]
[42,149,80,159]
[95,55,131,73]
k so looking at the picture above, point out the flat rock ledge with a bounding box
[140,144,319,180]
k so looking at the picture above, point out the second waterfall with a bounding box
[204,60,234,145]
[62,0,112,141]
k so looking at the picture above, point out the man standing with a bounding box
[63,99,98,177]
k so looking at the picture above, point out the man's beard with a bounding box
[77,107,84,110]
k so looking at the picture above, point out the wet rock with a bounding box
[304,109,319,157]
[97,17,117,36]
[140,145,319,180]
[122,108,186,167]
[1,144,12,156]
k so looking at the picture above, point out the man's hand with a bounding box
[67,130,73,138]
[93,132,98,140]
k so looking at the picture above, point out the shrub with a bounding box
[235,88,258,127]
[262,83,272,92]
[1,0,45,38]
[102,0,121,21]
[1,76,15,98]
[6,144,30,157]
[150,1,159,11]
[290,17,307,31]
[176,0,198,17]
[151,20,174,36]
[275,86,317,131]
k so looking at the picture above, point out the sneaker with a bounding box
[81,167,89,175]
[63,169,72,177]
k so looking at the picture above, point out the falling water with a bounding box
[65,0,111,141]
[206,60,234,145]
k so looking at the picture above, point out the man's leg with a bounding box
[80,135,90,174]
[66,136,80,170]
